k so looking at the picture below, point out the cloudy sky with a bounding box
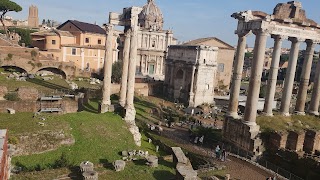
[10,0,320,47]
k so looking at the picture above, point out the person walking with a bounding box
[215,145,221,159]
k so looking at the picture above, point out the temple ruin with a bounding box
[224,1,320,157]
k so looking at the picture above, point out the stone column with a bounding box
[244,30,268,125]
[228,32,248,118]
[309,47,320,116]
[263,35,285,116]
[125,25,138,122]
[295,40,315,115]
[188,66,196,107]
[100,24,114,113]
[280,37,303,116]
[119,29,131,107]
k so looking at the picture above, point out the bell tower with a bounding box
[28,5,39,28]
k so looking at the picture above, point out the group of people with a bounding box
[215,145,227,161]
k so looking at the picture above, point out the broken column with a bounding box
[119,29,131,107]
[100,24,114,113]
[124,18,141,147]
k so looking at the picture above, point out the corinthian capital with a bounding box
[252,28,270,36]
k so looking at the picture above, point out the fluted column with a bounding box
[280,37,303,116]
[125,25,138,122]
[263,35,285,116]
[309,42,320,115]
[100,24,114,113]
[119,29,131,107]
[228,32,249,118]
[295,40,315,115]
[244,30,268,125]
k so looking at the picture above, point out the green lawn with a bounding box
[257,114,320,132]
[2,100,175,180]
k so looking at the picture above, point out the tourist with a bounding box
[215,145,221,159]
[199,135,204,146]
[221,149,227,161]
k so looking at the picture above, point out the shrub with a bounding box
[5,53,13,61]
[53,152,70,168]
[8,136,19,145]
[30,50,37,57]
[36,62,42,68]
[4,92,20,101]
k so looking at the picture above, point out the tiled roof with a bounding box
[58,20,106,35]
[184,37,235,49]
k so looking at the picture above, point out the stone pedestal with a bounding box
[82,171,98,180]
[223,117,262,158]
[146,155,158,167]
[99,104,115,114]
[80,161,94,172]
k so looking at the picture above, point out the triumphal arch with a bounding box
[223,1,320,157]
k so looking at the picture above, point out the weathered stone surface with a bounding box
[113,160,126,172]
[17,87,39,101]
[80,161,94,172]
[172,147,190,165]
[146,155,158,167]
[82,170,98,180]
[0,86,8,99]
[176,163,198,180]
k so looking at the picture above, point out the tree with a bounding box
[111,61,122,83]
[0,0,22,37]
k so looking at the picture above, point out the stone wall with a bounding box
[268,130,320,154]
[0,101,37,112]
[223,117,262,158]
[17,87,39,101]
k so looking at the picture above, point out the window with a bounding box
[85,38,90,43]
[52,40,56,45]
[72,48,76,55]
[98,39,102,45]
[218,63,225,72]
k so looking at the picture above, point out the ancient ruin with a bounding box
[164,45,218,107]
[224,1,320,157]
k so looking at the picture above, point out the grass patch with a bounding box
[257,114,320,132]
[2,100,174,180]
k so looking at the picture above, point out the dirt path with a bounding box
[161,126,274,180]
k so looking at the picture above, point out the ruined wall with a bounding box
[0,101,37,112]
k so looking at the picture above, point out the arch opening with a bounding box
[36,67,67,79]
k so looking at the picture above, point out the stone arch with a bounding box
[36,67,67,79]
[176,69,184,79]
[0,65,28,73]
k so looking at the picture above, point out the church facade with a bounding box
[118,0,176,80]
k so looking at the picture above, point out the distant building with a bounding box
[183,37,235,89]
[31,20,120,73]
[0,129,10,180]
[117,0,176,80]
[164,45,218,107]
[28,5,39,28]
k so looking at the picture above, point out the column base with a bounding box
[280,112,291,117]
[226,112,241,119]
[294,111,306,116]
[308,111,319,116]
[261,112,274,117]
[125,106,136,122]
[223,117,263,159]
[99,104,114,113]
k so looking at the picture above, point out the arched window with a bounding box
[176,69,184,79]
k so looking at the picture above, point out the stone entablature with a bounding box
[224,1,320,156]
